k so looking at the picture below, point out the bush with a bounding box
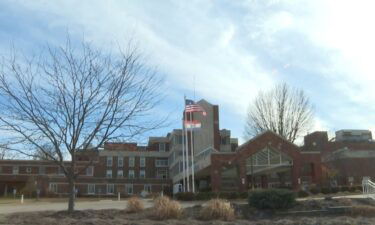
[200,199,235,221]
[248,189,296,210]
[321,187,331,194]
[153,196,182,220]
[126,197,144,213]
[175,192,195,201]
[331,187,339,194]
[195,192,216,201]
[239,192,249,199]
[297,190,309,198]
[309,187,320,195]
[340,186,349,192]
[218,192,239,199]
[348,186,357,193]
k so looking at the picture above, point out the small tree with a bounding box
[0,37,164,212]
[244,83,314,143]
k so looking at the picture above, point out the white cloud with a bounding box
[2,0,375,141]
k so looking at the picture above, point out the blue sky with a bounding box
[1,0,375,144]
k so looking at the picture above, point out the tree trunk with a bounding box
[68,177,75,213]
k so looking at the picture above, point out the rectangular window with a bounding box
[128,170,135,179]
[49,183,58,193]
[155,159,168,167]
[117,170,123,178]
[159,143,166,152]
[58,167,64,176]
[106,169,112,178]
[118,157,124,167]
[107,156,113,167]
[125,184,133,195]
[26,167,32,174]
[144,184,152,193]
[107,184,114,194]
[140,170,145,179]
[156,169,168,179]
[86,166,94,176]
[12,166,19,175]
[39,166,45,175]
[140,157,146,167]
[88,184,95,194]
[129,157,135,167]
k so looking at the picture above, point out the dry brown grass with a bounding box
[350,205,375,217]
[200,199,235,221]
[126,197,144,213]
[153,196,182,220]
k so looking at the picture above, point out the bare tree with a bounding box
[0,37,164,212]
[244,83,314,143]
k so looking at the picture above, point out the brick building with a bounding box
[1,99,375,197]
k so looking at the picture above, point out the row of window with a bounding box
[107,157,168,168]
[106,169,168,179]
[49,183,153,195]
[0,166,93,176]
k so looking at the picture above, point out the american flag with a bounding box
[185,99,207,116]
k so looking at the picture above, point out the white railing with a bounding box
[362,178,375,200]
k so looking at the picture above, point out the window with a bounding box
[49,183,58,193]
[159,143,166,152]
[107,184,114,194]
[12,166,19,175]
[88,184,95,194]
[107,156,113,167]
[125,184,133,195]
[174,135,182,145]
[86,166,94,176]
[144,184,152,193]
[140,157,146,167]
[106,169,112,178]
[155,159,168,167]
[129,157,135,167]
[118,157,124,167]
[140,170,145,179]
[39,166,45,175]
[58,167,64,176]
[128,170,135,179]
[26,167,32,174]
[0,166,2,174]
[156,169,168,179]
[117,170,123,178]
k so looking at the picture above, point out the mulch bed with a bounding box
[2,198,375,225]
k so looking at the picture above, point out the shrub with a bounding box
[297,190,309,198]
[175,192,195,201]
[248,189,296,210]
[218,192,239,199]
[310,187,320,195]
[348,186,357,193]
[331,187,339,194]
[356,186,363,192]
[340,186,349,192]
[321,187,331,194]
[239,192,249,199]
[153,196,182,220]
[350,206,375,217]
[195,192,216,201]
[126,197,144,213]
[200,199,235,221]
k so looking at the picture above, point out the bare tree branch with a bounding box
[0,36,165,212]
[244,83,314,143]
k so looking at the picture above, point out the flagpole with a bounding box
[189,111,195,193]
[185,104,190,192]
[182,97,186,192]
